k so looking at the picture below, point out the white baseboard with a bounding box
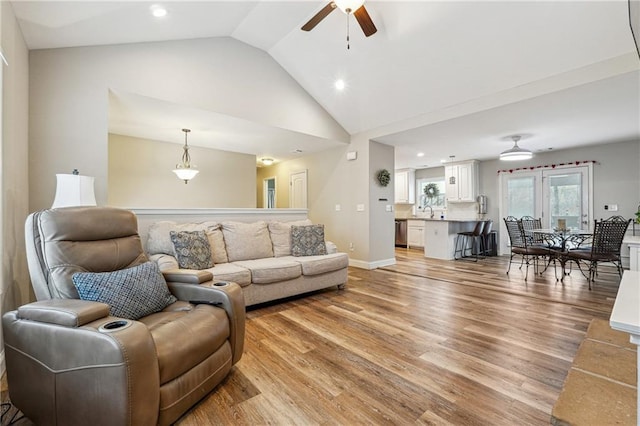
[349,257,396,270]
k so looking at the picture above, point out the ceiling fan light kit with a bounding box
[500,135,533,161]
[334,0,365,14]
[173,128,199,183]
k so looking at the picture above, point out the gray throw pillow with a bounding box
[72,261,177,320]
[170,230,214,270]
[291,224,327,257]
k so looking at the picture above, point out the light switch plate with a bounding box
[385,205,392,212]
[609,204,618,211]
[356,204,365,212]
[335,204,341,211]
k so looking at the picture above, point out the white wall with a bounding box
[28,35,399,268]
[109,134,257,208]
[29,37,349,211]
[368,140,396,267]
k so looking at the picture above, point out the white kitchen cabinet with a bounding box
[395,169,415,204]
[445,160,478,202]
[407,219,425,248]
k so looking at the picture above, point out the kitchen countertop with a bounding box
[395,217,480,223]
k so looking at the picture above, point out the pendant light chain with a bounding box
[181,129,191,167]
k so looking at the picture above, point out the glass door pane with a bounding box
[507,176,536,218]
[542,167,589,230]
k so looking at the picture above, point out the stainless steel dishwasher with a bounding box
[395,219,407,247]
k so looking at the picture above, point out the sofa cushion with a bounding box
[268,219,313,257]
[206,263,252,287]
[205,227,229,264]
[72,261,177,320]
[222,221,273,262]
[291,225,327,257]
[286,253,349,276]
[233,258,302,284]
[170,230,214,270]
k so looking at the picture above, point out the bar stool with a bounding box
[454,221,485,261]
[480,220,494,256]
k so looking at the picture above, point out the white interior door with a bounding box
[289,170,308,208]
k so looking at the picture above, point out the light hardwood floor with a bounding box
[176,250,620,425]
[2,250,621,425]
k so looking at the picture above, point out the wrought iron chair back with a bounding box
[504,216,526,248]
[589,216,630,257]
[565,215,631,289]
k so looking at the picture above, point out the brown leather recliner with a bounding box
[2,207,245,425]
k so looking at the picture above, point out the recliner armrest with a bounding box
[326,241,338,254]
[162,268,213,284]
[17,299,110,327]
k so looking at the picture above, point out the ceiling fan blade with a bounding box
[353,5,377,37]
[301,2,337,32]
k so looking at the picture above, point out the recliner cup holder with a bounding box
[213,281,228,287]
[98,320,132,333]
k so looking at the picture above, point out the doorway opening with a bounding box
[263,177,276,209]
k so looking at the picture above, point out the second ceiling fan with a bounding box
[301,0,377,38]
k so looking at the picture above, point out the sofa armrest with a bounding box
[167,281,245,365]
[326,241,338,254]
[162,268,213,284]
[3,307,159,425]
[149,253,179,271]
[17,299,110,327]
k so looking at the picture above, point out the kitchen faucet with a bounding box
[424,205,434,219]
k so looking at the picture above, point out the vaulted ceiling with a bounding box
[11,0,640,168]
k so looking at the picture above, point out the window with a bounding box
[417,178,446,209]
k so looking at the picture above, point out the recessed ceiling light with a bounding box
[150,5,167,18]
[417,152,425,157]
[334,79,346,90]
[440,159,447,163]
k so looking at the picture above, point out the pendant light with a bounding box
[173,128,199,183]
[500,135,533,161]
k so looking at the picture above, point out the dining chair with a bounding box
[503,216,552,280]
[564,215,631,289]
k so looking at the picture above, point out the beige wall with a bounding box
[29,37,348,212]
[109,134,256,208]
[1,1,31,374]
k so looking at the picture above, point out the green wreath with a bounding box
[424,183,440,199]
[377,169,391,187]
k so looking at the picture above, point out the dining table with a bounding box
[530,228,593,280]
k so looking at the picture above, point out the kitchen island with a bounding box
[421,219,479,260]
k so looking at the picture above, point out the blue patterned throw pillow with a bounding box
[291,224,327,257]
[170,230,214,270]
[72,261,177,320]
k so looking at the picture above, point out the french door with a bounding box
[499,164,593,254]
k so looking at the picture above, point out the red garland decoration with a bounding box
[497,160,596,174]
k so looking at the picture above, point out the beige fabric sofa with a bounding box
[146,220,349,306]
